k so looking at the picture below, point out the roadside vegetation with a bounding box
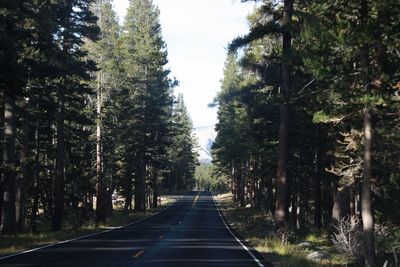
[217,193,400,267]
[211,1,400,266]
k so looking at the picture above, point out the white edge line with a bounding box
[212,194,265,267]
[0,195,183,261]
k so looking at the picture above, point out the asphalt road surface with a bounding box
[0,191,267,267]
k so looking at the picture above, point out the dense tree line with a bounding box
[0,0,197,234]
[212,1,399,266]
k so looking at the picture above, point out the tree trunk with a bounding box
[254,159,263,210]
[95,74,106,223]
[314,128,322,228]
[275,0,294,225]
[238,159,245,207]
[0,89,4,228]
[321,176,333,227]
[52,86,65,231]
[134,65,148,212]
[152,166,158,208]
[290,176,300,228]
[232,161,237,201]
[349,184,356,224]
[360,1,377,265]
[134,158,146,211]
[266,176,274,214]
[296,195,301,229]
[16,114,29,232]
[332,186,350,221]
[124,163,133,214]
[1,92,17,234]
[31,118,40,232]
[275,104,289,223]
[361,107,376,267]
[44,137,54,216]
[106,151,115,215]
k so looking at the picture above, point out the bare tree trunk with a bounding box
[106,150,115,215]
[291,190,297,226]
[124,162,132,214]
[360,1,377,265]
[247,159,257,208]
[349,184,356,224]
[290,175,300,228]
[361,107,376,267]
[265,174,274,214]
[332,186,350,221]
[276,104,289,224]
[31,118,40,232]
[16,114,29,232]
[134,65,148,212]
[152,166,158,208]
[95,73,106,223]
[0,89,4,228]
[275,0,294,225]
[134,158,146,211]
[1,92,17,234]
[43,145,52,216]
[302,187,309,225]
[231,160,237,201]
[321,175,334,226]
[314,128,322,228]
[296,195,301,229]
[254,159,263,210]
[52,86,65,231]
[238,159,245,207]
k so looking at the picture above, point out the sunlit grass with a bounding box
[216,193,349,267]
[0,197,175,256]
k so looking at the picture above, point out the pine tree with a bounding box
[86,0,120,223]
[0,0,42,233]
[51,0,98,231]
[121,0,170,211]
[212,53,248,205]
[168,94,198,192]
[229,0,295,224]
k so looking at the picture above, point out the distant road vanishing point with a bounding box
[0,192,267,267]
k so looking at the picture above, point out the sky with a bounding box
[112,0,256,128]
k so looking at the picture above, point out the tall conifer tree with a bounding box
[86,0,120,223]
[121,0,170,211]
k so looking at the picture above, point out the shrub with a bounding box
[331,217,363,260]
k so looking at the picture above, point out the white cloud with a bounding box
[112,0,256,127]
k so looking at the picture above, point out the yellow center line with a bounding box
[158,234,164,239]
[133,250,144,258]
[191,192,200,208]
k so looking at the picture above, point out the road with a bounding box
[0,192,267,267]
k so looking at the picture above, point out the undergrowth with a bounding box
[216,193,348,267]
[217,193,400,267]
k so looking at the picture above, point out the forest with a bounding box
[1,0,400,266]
[211,0,400,266]
[0,0,198,235]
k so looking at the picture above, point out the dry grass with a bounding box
[215,193,349,267]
